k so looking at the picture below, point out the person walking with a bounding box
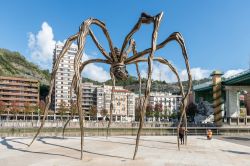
[179,124,186,144]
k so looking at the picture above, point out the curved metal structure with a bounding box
[28,12,192,160]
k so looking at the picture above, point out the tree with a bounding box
[100,108,108,120]
[186,102,198,122]
[134,106,141,121]
[70,101,78,118]
[32,103,39,120]
[0,101,6,120]
[10,101,19,120]
[146,104,154,120]
[163,108,171,120]
[38,100,46,118]
[154,103,163,121]
[58,100,68,120]
[23,102,32,120]
[89,105,97,120]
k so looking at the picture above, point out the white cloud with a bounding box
[81,53,110,82]
[27,22,110,82]
[28,22,56,69]
[223,69,244,78]
[141,62,210,82]
[180,67,211,81]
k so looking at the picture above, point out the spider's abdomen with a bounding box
[111,63,129,81]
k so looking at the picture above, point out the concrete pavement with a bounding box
[0,136,249,166]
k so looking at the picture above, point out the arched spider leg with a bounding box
[30,16,114,147]
[61,25,114,140]
[62,100,75,139]
[131,39,143,135]
[89,28,112,62]
[120,12,163,62]
[126,32,192,148]
[135,63,142,111]
[128,57,187,150]
[88,18,116,61]
[106,70,115,138]
[62,59,110,141]
[132,12,163,160]
[28,33,78,147]
[72,17,117,159]
[75,59,110,159]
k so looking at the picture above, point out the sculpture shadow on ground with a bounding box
[221,149,250,155]
[110,136,177,145]
[85,136,178,151]
[0,137,79,160]
[222,137,250,141]
[37,137,132,160]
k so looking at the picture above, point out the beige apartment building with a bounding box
[82,83,135,122]
[0,76,39,111]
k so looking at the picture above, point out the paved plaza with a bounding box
[0,136,249,166]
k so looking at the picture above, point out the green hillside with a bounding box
[104,76,210,94]
[0,48,50,85]
[0,48,210,96]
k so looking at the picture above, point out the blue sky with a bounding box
[0,0,250,82]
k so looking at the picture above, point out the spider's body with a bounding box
[110,47,129,80]
[29,12,192,161]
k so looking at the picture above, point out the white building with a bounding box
[149,92,182,113]
[52,43,77,112]
[135,92,182,114]
[82,83,135,122]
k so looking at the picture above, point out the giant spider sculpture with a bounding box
[29,12,192,160]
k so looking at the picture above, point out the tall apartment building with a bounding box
[82,82,98,113]
[0,76,39,111]
[52,43,136,121]
[52,43,77,112]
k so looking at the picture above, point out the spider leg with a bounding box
[131,40,143,129]
[120,12,163,57]
[132,12,163,160]
[126,32,192,148]
[126,32,189,67]
[62,110,74,139]
[106,70,115,139]
[69,59,110,142]
[62,99,76,139]
[28,33,78,147]
[73,18,112,159]
[90,19,116,61]
[89,28,112,62]
[129,56,191,150]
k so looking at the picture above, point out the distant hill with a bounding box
[104,76,210,94]
[0,48,211,96]
[0,48,50,85]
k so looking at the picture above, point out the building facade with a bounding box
[0,76,39,111]
[82,82,135,121]
[135,92,182,114]
[52,44,135,121]
[52,43,77,112]
[148,92,182,113]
